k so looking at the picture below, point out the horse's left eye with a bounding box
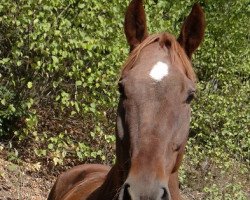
[186,91,195,104]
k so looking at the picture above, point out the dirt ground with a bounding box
[0,158,54,200]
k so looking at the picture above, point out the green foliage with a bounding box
[0,0,249,198]
[177,0,249,198]
[0,86,27,136]
[0,0,125,163]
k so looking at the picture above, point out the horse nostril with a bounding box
[161,187,169,200]
[123,183,132,200]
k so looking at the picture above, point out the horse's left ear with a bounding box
[124,0,148,51]
[177,3,205,59]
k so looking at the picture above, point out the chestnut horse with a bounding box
[48,0,205,199]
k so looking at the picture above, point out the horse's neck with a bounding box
[90,133,130,199]
[89,164,126,200]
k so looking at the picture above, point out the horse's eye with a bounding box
[186,91,195,104]
[118,82,125,97]
[172,143,181,152]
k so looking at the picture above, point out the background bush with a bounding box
[0,0,249,198]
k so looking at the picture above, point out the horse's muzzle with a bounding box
[118,182,171,200]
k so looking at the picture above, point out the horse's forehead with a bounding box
[127,45,181,85]
[149,61,169,82]
[128,43,172,79]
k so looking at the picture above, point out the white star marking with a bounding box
[149,61,169,81]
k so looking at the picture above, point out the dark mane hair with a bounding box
[121,33,196,82]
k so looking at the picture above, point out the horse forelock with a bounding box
[121,33,196,82]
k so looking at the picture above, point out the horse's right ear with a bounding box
[124,0,148,51]
[177,3,205,59]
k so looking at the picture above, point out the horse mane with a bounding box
[121,33,196,82]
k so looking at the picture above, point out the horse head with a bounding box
[116,1,205,199]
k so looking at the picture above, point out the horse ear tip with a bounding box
[191,2,205,19]
[192,3,203,11]
[193,2,201,7]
